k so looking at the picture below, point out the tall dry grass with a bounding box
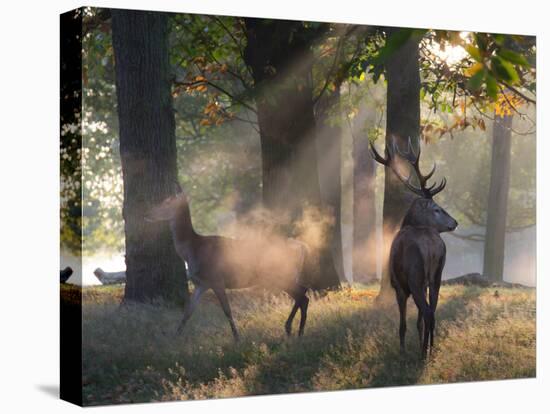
[68,283,534,406]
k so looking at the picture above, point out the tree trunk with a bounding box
[243,19,340,290]
[353,132,378,283]
[112,10,188,303]
[316,87,346,282]
[379,31,422,301]
[483,114,513,282]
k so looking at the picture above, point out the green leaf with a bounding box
[466,45,483,62]
[492,34,505,45]
[372,28,428,66]
[467,69,485,91]
[475,33,488,51]
[498,48,530,67]
[486,74,498,100]
[491,56,519,84]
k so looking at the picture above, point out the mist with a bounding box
[66,23,536,289]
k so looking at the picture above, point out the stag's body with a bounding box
[147,189,310,341]
[390,200,452,358]
[372,138,457,358]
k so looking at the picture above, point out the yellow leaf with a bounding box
[464,62,484,77]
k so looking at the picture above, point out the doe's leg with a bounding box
[298,295,309,336]
[176,284,207,336]
[212,285,240,342]
[285,301,300,336]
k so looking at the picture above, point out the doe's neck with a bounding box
[169,201,198,244]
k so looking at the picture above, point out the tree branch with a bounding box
[500,81,536,105]
[173,79,257,114]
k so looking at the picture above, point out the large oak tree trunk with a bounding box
[112,10,188,303]
[378,32,422,301]
[483,114,513,282]
[244,19,340,290]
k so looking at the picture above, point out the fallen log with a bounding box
[442,272,531,288]
[94,268,126,285]
[60,266,73,283]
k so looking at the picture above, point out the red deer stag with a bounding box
[371,138,458,358]
[145,184,310,341]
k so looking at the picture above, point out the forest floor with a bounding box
[64,283,536,406]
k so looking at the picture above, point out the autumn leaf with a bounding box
[464,62,484,77]
[477,118,486,131]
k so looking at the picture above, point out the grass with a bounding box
[66,283,535,406]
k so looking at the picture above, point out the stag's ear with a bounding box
[418,198,431,209]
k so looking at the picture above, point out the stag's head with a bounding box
[144,182,189,222]
[370,136,458,233]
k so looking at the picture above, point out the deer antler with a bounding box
[369,136,446,199]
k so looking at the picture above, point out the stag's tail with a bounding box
[411,288,434,359]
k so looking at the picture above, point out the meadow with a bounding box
[66,283,535,406]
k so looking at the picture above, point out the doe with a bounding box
[145,183,310,341]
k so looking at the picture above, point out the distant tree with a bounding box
[363,29,536,297]
[316,85,346,281]
[366,28,425,300]
[314,26,364,283]
[352,126,378,282]
[111,10,188,303]
[243,19,341,289]
[483,113,513,282]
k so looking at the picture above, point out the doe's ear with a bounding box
[173,180,183,195]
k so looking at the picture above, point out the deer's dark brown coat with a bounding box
[372,138,457,358]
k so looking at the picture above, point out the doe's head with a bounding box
[144,181,188,222]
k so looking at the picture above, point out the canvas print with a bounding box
[60,7,536,406]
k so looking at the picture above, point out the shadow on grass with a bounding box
[240,286,484,394]
[81,286,485,403]
[367,286,483,388]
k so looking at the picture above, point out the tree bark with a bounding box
[112,10,188,303]
[316,87,346,282]
[353,131,378,282]
[378,31,422,301]
[243,19,340,289]
[483,113,513,282]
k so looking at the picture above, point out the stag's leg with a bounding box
[416,287,427,348]
[416,309,423,349]
[428,287,438,351]
[428,261,444,353]
[411,288,432,360]
[396,290,408,353]
[176,284,207,336]
[212,285,240,342]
